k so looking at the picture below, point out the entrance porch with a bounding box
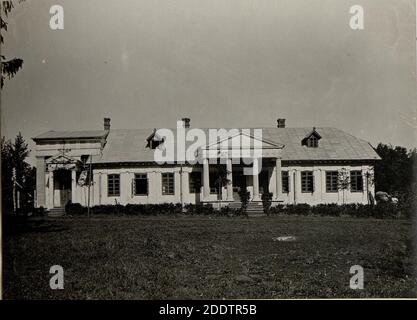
[197,131,284,206]
[45,153,81,211]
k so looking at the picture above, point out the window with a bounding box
[189,172,201,193]
[134,173,148,195]
[162,173,175,195]
[108,174,120,196]
[301,171,314,193]
[301,129,321,148]
[281,171,289,193]
[350,171,363,192]
[307,136,318,148]
[326,171,339,193]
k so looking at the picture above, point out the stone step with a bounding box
[48,208,65,217]
[228,202,242,209]
[228,201,265,214]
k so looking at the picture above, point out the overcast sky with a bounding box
[1,0,416,165]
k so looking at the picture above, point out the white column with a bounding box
[226,158,233,201]
[313,168,322,203]
[252,158,260,201]
[71,170,77,203]
[36,157,46,208]
[203,158,210,200]
[292,170,298,204]
[180,169,189,204]
[48,170,54,209]
[275,158,282,200]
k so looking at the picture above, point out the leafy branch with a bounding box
[1,0,25,88]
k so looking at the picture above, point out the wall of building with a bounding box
[36,139,103,209]
[73,163,375,207]
[276,164,374,205]
[87,166,200,206]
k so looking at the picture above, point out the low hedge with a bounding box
[63,201,409,219]
[269,202,405,219]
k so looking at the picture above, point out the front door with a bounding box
[232,170,246,201]
[259,170,270,196]
[53,169,72,207]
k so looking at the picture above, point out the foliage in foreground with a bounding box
[62,201,413,219]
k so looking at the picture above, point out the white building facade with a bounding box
[33,118,380,211]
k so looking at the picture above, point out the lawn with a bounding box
[3,215,416,299]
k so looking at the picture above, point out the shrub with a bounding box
[33,206,45,217]
[311,204,340,217]
[184,203,214,215]
[268,204,285,215]
[373,202,399,219]
[238,189,250,213]
[57,201,407,219]
[90,205,122,215]
[65,202,85,215]
[285,204,311,216]
[261,192,273,215]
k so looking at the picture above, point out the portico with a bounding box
[45,153,82,209]
[198,132,284,203]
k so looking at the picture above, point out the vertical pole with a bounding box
[203,158,210,200]
[36,157,46,208]
[275,158,282,200]
[87,155,92,217]
[12,168,16,214]
[252,158,260,201]
[226,158,233,201]
[293,171,297,204]
[180,165,183,210]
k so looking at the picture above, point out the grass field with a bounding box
[3,215,416,299]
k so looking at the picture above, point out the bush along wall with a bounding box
[63,201,410,219]
[64,202,243,217]
[269,202,408,219]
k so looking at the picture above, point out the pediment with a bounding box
[46,153,80,165]
[203,131,284,150]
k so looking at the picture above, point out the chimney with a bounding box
[104,117,111,131]
[277,118,286,128]
[181,117,190,129]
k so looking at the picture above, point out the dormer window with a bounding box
[302,127,321,148]
[307,135,319,148]
[146,129,164,149]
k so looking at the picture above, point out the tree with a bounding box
[338,168,350,204]
[374,143,415,195]
[213,164,231,200]
[1,133,34,214]
[1,137,13,212]
[1,0,25,88]
[374,143,417,217]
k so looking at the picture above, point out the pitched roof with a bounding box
[33,130,108,141]
[91,127,380,164]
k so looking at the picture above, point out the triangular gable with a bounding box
[203,131,284,150]
[46,153,80,165]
